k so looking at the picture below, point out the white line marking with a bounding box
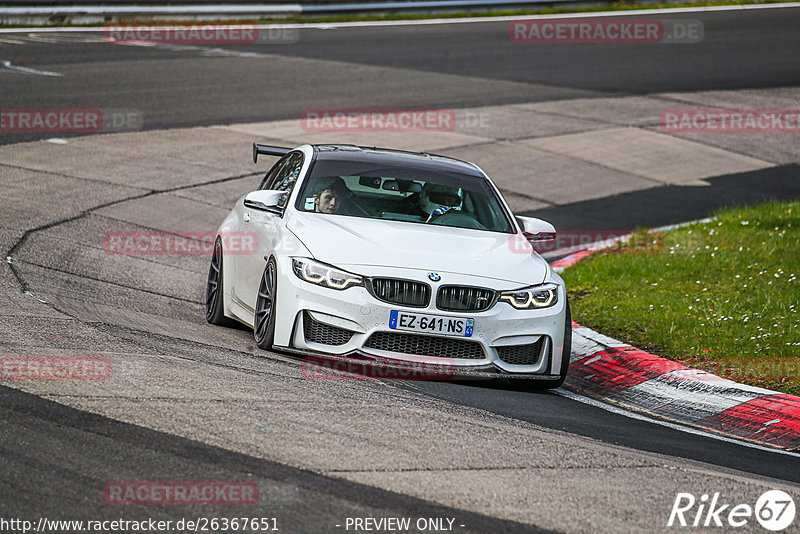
[555,389,800,457]
[755,419,782,434]
[0,3,799,33]
[583,354,602,366]
[23,32,108,44]
[0,59,62,76]
[289,1,800,27]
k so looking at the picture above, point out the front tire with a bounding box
[254,257,278,350]
[205,237,229,326]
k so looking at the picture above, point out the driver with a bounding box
[311,177,348,214]
[418,183,462,222]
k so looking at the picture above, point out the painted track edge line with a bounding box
[2,2,800,32]
[555,389,800,458]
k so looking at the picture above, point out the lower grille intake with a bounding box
[303,311,354,346]
[364,331,484,360]
[495,337,547,366]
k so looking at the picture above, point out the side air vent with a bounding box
[303,312,354,346]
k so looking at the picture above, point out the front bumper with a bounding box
[273,258,568,376]
[276,345,566,381]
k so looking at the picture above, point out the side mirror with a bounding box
[517,216,556,241]
[244,190,286,214]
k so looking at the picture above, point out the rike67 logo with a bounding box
[668,490,795,531]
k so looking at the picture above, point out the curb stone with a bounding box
[549,226,800,451]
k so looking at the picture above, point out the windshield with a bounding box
[294,160,515,233]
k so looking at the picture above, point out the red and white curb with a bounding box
[551,249,595,272]
[549,222,800,451]
[565,323,800,450]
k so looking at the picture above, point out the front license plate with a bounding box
[389,310,474,337]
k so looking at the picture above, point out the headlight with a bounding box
[499,283,558,309]
[291,258,363,290]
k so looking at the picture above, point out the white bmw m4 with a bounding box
[206,143,571,388]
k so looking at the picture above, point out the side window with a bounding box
[258,155,290,190]
[272,152,304,208]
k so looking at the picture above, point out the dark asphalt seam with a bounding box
[0,385,555,534]
[2,166,274,412]
[16,259,202,304]
[0,161,153,191]
[37,395,309,402]
[7,193,153,294]
[507,96,662,130]
[78,211,220,271]
[494,93,777,166]
[622,93,785,160]
[23,235,206,277]
[86,321,322,383]
[18,317,441,410]
[0,314,81,321]
[501,106,619,130]
[0,443,108,497]
[88,326,505,411]
[509,140,666,187]
[501,189,557,207]
[642,126,774,164]
[39,391,462,413]
[323,464,661,473]
[5,169,261,293]
[167,190,245,209]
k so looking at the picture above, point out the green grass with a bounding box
[2,0,797,28]
[563,200,800,396]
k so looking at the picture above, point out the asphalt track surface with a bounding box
[2,7,800,532]
[0,386,545,533]
[2,8,800,144]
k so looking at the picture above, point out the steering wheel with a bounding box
[430,211,486,230]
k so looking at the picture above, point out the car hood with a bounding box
[287,212,547,285]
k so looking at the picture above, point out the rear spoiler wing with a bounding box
[253,143,291,163]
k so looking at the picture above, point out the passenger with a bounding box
[417,183,462,222]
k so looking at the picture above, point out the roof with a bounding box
[311,144,483,177]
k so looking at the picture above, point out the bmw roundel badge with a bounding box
[428,273,441,282]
